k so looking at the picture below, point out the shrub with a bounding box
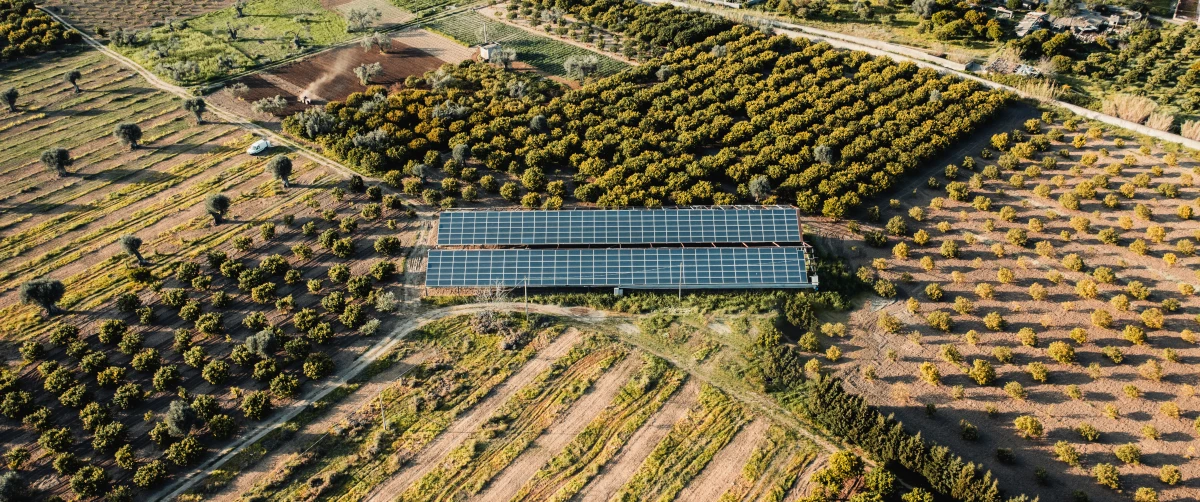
[1048,341,1075,364]
[240,391,271,420]
[968,359,995,385]
[983,312,1006,331]
[1014,415,1043,438]
[1115,443,1141,465]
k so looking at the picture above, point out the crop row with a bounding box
[512,355,686,502]
[400,333,626,501]
[613,383,750,501]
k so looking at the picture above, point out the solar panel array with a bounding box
[437,208,801,246]
[426,248,810,289]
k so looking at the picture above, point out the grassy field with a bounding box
[113,0,354,84]
[717,425,820,502]
[613,383,751,501]
[399,333,626,501]
[423,11,626,78]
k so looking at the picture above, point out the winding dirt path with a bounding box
[574,378,700,502]
[469,355,644,502]
[361,327,587,502]
[676,418,770,501]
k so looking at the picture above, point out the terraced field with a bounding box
[0,48,269,336]
[201,312,836,502]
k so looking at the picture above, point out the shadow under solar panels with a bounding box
[425,247,813,289]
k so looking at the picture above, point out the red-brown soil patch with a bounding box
[262,41,448,105]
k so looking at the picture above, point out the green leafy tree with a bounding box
[20,278,66,316]
[40,147,72,177]
[268,155,293,188]
[205,194,231,224]
[113,123,143,149]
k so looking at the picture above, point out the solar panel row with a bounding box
[437,208,801,246]
[426,248,810,289]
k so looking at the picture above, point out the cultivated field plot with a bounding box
[830,116,1200,500]
[42,0,237,33]
[0,47,252,325]
[209,29,468,124]
[0,46,430,500]
[200,314,836,502]
[424,11,627,78]
[111,0,355,85]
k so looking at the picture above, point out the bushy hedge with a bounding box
[0,1,78,60]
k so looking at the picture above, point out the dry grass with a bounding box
[1182,120,1200,141]
[1015,79,1061,100]
[1145,112,1174,132]
[1100,94,1157,124]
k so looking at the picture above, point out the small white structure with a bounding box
[479,42,500,60]
[991,6,1014,19]
[246,138,271,155]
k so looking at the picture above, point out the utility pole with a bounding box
[678,255,683,300]
[524,277,528,317]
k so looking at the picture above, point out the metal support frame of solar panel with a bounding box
[426,247,813,289]
[437,207,801,247]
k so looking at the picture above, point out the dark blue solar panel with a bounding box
[425,247,812,289]
[437,208,801,246]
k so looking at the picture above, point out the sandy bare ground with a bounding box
[469,356,645,502]
[676,418,770,501]
[574,379,700,501]
[362,327,587,502]
[391,28,475,63]
[208,349,432,501]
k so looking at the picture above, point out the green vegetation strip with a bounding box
[113,0,353,84]
[424,11,626,77]
[613,384,750,502]
[512,355,685,502]
[400,334,626,501]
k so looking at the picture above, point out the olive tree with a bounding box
[0,471,29,501]
[563,54,599,83]
[65,70,82,93]
[353,62,383,86]
[119,235,147,265]
[40,147,72,177]
[183,98,206,124]
[164,400,194,437]
[267,155,293,188]
[20,278,65,316]
[113,123,143,149]
[205,194,231,224]
[2,88,16,112]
